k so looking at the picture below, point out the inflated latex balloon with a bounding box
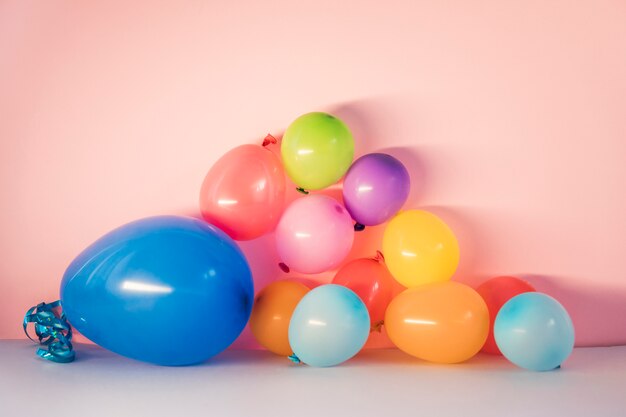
[342,153,410,226]
[382,210,459,287]
[60,216,254,366]
[385,282,489,363]
[200,144,286,241]
[288,284,370,367]
[249,281,310,356]
[495,293,574,371]
[476,276,536,355]
[332,255,395,327]
[281,112,354,190]
[276,195,354,274]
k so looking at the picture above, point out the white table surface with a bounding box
[1,340,624,417]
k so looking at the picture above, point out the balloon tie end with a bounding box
[262,134,277,147]
[288,354,302,364]
[371,321,384,333]
[354,223,365,232]
[373,250,385,263]
[278,262,290,273]
[296,187,309,195]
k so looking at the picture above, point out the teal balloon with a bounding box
[288,284,370,367]
[494,293,574,371]
[60,216,253,366]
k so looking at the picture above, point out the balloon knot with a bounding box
[373,250,385,263]
[354,223,365,232]
[296,187,309,195]
[23,300,75,363]
[288,354,302,364]
[371,321,384,333]
[262,134,277,147]
[278,262,290,273]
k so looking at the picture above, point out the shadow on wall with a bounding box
[181,97,626,350]
[420,205,486,288]
[518,275,626,347]
[329,96,423,157]
[378,146,428,207]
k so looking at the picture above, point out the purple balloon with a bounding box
[342,153,410,226]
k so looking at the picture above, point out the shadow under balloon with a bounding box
[196,350,288,368]
[70,343,280,368]
[342,349,517,371]
[70,342,131,364]
[68,342,624,374]
[344,348,619,374]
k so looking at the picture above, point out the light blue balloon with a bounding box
[288,284,370,367]
[494,292,574,371]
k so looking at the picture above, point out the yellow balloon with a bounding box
[385,282,489,363]
[382,210,459,287]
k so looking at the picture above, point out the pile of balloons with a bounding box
[24,112,575,372]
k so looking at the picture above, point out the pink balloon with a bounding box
[200,144,286,241]
[276,195,354,274]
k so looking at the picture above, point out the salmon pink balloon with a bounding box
[476,276,536,355]
[332,256,395,327]
[200,144,286,241]
[276,195,354,274]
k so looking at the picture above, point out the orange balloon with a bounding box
[385,282,489,363]
[476,276,535,355]
[199,144,286,241]
[249,281,310,356]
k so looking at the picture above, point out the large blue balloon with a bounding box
[288,284,370,367]
[494,292,574,371]
[60,216,253,366]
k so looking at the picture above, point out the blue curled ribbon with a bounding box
[23,300,75,363]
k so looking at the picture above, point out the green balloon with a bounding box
[281,112,354,190]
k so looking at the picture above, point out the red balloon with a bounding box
[332,255,394,328]
[476,276,536,354]
[200,144,285,240]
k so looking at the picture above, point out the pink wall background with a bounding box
[1,1,625,347]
